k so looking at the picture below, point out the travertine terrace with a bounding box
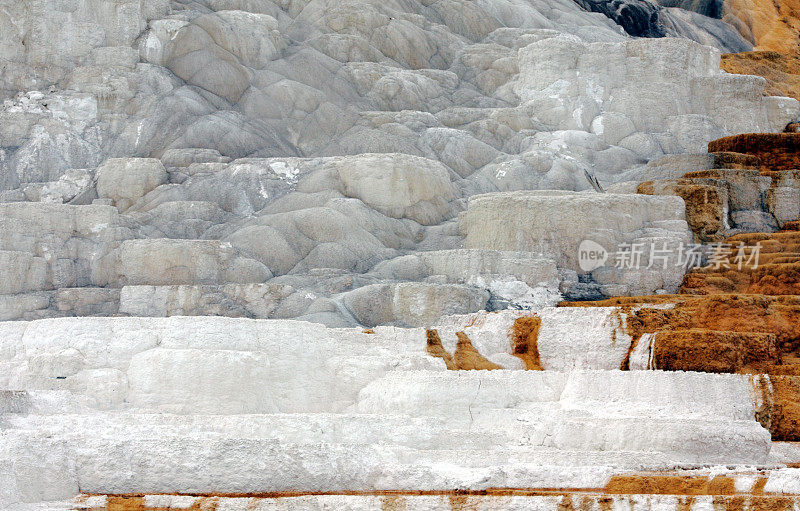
[2,0,800,509]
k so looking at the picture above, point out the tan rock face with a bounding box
[652,329,780,373]
[95,158,168,211]
[638,180,728,241]
[510,316,544,371]
[723,0,800,55]
[682,230,800,295]
[709,133,800,171]
[769,375,800,440]
[640,134,800,242]
[721,51,800,103]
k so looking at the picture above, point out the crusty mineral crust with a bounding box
[709,134,800,171]
[721,51,800,102]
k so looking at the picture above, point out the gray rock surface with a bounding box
[573,0,751,51]
[119,283,294,318]
[341,282,490,327]
[96,158,168,211]
[95,239,272,287]
[460,191,693,298]
[0,0,798,325]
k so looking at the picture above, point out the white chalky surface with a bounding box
[0,314,790,508]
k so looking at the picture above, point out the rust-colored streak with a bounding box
[105,496,218,511]
[448,494,469,510]
[425,329,502,370]
[753,374,775,432]
[708,133,800,172]
[753,477,769,494]
[652,329,780,373]
[509,316,544,370]
[770,376,800,440]
[83,487,800,511]
[712,494,796,511]
[605,475,736,495]
[557,494,574,511]
[721,51,800,103]
[453,331,503,370]
[106,496,146,511]
[426,329,455,370]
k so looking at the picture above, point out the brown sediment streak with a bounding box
[677,496,695,511]
[753,374,775,433]
[753,477,769,494]
[426,329,455,370]
[621,334,637,370]
[708,134,800,172]
[607,308,626,347]
[769,375,800,441]
[597,496,614,511]
[105,496,147,511]
[651,330,780,373]
[448,494,468,510]
[382,494,407,510]
[721,51,800,103]
[557,494,574,511]
[509,316,544,370]
[105,496,222,511]
[605,475,736,495]
[425,329,502,370]
[453,331,503,370]
[712,495,797,511]
[85,491,800,510]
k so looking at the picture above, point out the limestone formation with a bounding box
[460,191,693,298]
[721,51,800,102]
[723,0,800,55]
[95,158,168,211]
[2,0,800,507]
[0,0,797,327]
